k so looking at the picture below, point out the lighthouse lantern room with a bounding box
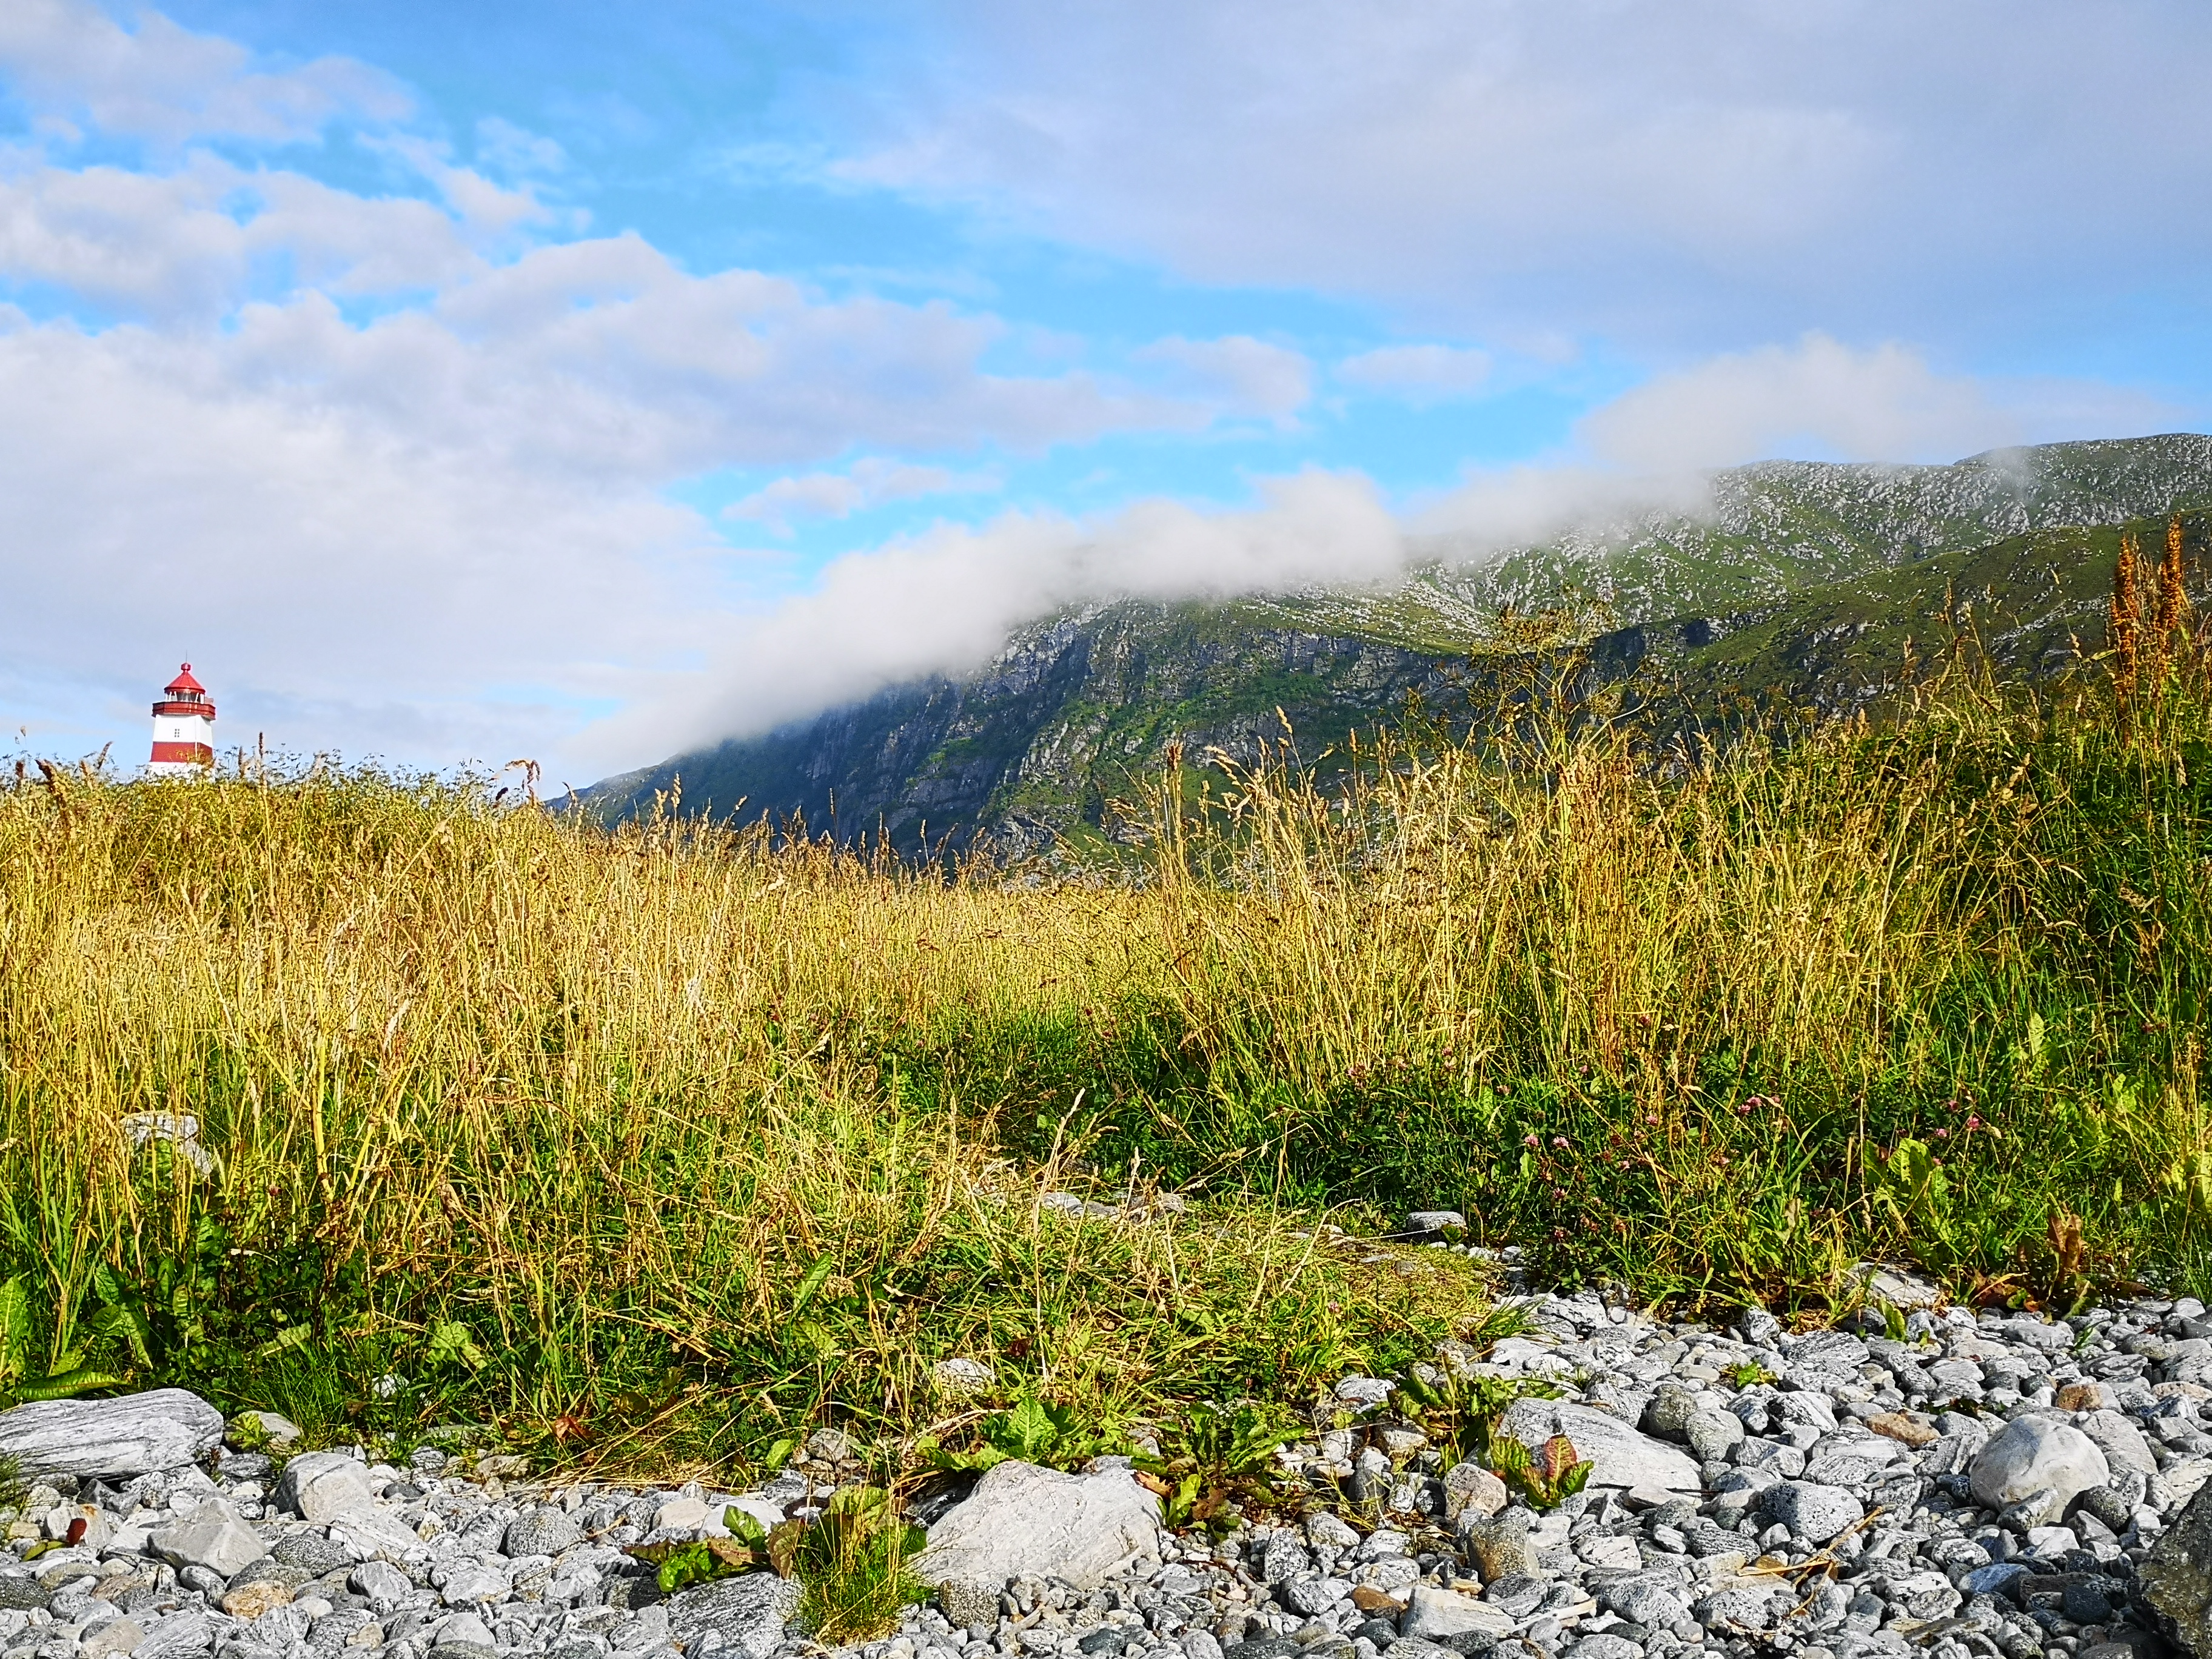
[149,663,216,776]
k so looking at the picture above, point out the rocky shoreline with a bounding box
[11,1260,2212,1659]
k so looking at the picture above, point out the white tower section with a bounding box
[149,663,216,777]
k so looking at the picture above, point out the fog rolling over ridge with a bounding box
[587,432,2212,854]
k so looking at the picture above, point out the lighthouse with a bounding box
[149,663,216,777]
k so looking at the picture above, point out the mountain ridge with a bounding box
[588,434,2212,853]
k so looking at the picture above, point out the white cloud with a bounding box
[1416,334,2179,541]
[1578,333,2176,473]
[832,1,2212,345]
[604,469,1403,763]
[1133,334,1312,421]
[0,0,408,146]
[0,155,484,315]
[474,116,568,180]
[724,458,1000,534]
[1337,343,1492,403]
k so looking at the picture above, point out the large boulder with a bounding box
[2142,1481,2212,1651]
[913,1460,1160,1604]
[1969,1417,2109,1524]
[1495,1398,1701,1505]
[0,1389,223,1480]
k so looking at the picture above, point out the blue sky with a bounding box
[1,0,2207,782]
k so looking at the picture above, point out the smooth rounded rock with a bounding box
[275,1450,375,1523]
[1969,1417,2110,1524]
[915,1460,1162,1595]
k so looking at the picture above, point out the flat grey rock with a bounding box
[149,1499,267,1578]
[1495,1399,1701,1504]
[0,1388,223,1479]
[663,1572,802,1659]
[915,1459,1161,1595]
[275,1450,375,1522]
[1399,1586,1517,1642]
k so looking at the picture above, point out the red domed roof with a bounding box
[165,663,206,694]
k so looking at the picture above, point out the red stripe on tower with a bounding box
[149,662,216,777]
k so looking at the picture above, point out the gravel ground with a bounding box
[6,1251,2210,1659]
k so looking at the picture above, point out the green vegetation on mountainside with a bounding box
[591,435,2212,851]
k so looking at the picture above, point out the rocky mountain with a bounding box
[586,435,2212,854]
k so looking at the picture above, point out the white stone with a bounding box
[435,1561,511,1605]
[1852,1263,1942,1311]
[1578,1535,1641,1569]
[41,1504,113,1549]
[930,1358,994,1396]
[349,1561,411,1611]
[654,1496,711,1532]
[1968,1416,2109,1524]
[1495,1398,1701,1504]
[2157,1458,2212,1513]
[0,1389,223,1480]
[914,1460,1160,1595]
[148,1499,267,1578]
[275,1451,375,1522]
[327,1504,428,1563]
[1400,1586,1518,1642]
[432,1611,496,1647]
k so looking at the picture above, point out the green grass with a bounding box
[1,586,2210,1496]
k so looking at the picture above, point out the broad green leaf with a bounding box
[18,1367,124,1401]
[790,1258,836,1316]
[250,1324,313,1362]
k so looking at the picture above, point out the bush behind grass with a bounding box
[1,622,2210,1475]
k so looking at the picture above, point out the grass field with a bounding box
[2,574,2210,1484]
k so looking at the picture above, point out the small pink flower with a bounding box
[1523,1133,1540,1148]
[1965,1114,1983,1130]
[1934,1127,1951,1139]
[1552,1135,1569,1149]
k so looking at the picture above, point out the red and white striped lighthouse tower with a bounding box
[149,663,216,776]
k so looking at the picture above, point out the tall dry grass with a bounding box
[3,583,2211,1464]
[0,765,1483,1469]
